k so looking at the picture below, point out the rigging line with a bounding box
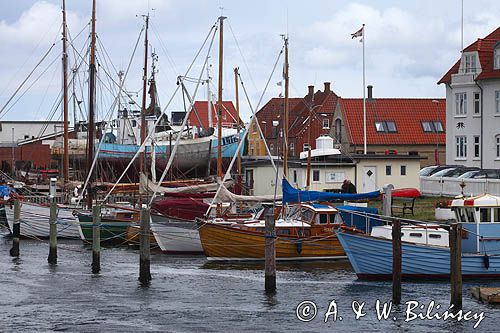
[96,35,120,80]
[226,19,258,94]
[148,24,219,205]
[204,45,284,214]
[103,22,219,203]
[150,21,179,76]
[0,43,57,117]
[0,51,62,120]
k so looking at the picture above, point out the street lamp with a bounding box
[432,100,440,165]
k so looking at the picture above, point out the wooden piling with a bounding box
[9,200,21,257]
[91,205,101,274]
[47,201,58,264]
[265,212,276,294]
[392,219,402,305]
[450,223,462,310]
[139,208,151,285]
[382,184,394,217]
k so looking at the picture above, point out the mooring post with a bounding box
[91,205,101,274]
[382,184,394,217]
[47,200,58,264]
[392,219,402,305]
[450,223,462,310]
[139,207,151,285]
[9,199,21,257]
[265,210,276,294]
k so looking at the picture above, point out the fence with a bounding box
[420,176,500,197]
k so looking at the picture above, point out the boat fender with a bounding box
[296,240,302,254]
[483,254,490,270]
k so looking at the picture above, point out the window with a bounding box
[335,118,342,142]
[322,118,330,129]
[131,119,137,127]
[270,143,274,155]
[464,54,476,73]
[456,136,467,158]
[303,143,310,152]
[375,121,397,133]
[496,91,500,114]
[409,233,422,238]
[455,93,467,115]
[250,144,255,155]
[496,135,500,158]
[313,170,320,182]
[290,143,295,156]
[293,170,297,183]
[474,136,480,158]
[401,165,407,176]
[385,165,392,176]
[495,47,500,70]
[318,214,328,224]
[421,121,444,133]
[429,234,442,239]
[474,92,481,114]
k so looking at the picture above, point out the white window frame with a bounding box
[464,54,476,73]
[496,91,500,114]
[473,135,480,159]
[322,118,330,129]
[494,47,500,70]
[456,136,467,158]
[250,143,255,155]
[422,121,433,132]
[289,142,295,156]
[496,135,500,158]
[455,93,467,116]
[474,92,481,114]
[433,121,444,132]
[400,165,407,176]
[303,143,310,152]
[312,169,320,183]
[269,143,274,155]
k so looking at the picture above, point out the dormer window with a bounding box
[375,121,397,133]
[495,46,500,70]
[464,54,476,73]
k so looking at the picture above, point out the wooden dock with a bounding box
[471,287,500,304]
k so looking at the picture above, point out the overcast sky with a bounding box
[0,0,498,123]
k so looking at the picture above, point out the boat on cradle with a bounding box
[5,201,80,239]
[336,193,500,279]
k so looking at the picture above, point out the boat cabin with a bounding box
[451,194,500,253]
[370,225,448,247]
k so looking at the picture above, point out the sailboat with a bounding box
[4,0,80,239]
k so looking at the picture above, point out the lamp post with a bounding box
[432,100,440,165]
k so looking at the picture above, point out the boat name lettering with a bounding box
[221,135,238,146]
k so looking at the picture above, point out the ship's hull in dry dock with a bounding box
[198,222,346,261]
[5,202,80,239]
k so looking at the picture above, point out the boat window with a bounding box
[480,208,492,223]
[465,208,476,223]
[409,233,422,238]
[455,208,467,223]
[300,208,313,222]
[318,214,328,224]
[329,214,337,224]
[429,234,441,239]
[494,208,500,223]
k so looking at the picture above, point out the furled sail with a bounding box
[140,173,233,194]
[213,183,282,203]
[282,178,380,204]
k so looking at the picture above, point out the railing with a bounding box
[420,177,500,197]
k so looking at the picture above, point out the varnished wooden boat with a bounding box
[125,224,157,246]
[198,203,346,261]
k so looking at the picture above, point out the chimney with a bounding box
[324,82,331,93]
[367,85,373,99]
[308,85,314,96]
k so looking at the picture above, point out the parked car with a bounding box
[458,169,500,179]
[430,167,480,178]
[420,165,461,177]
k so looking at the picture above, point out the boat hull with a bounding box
[5,202,80,239]
[150,214,203,254]
[198,222,346,261]
[336,230,500,279]
[78,214,131,244]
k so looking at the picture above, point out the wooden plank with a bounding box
[471,287,500,304]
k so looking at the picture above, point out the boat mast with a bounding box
[86,0,97,208]
[216,16,226,216]
[139,14,150,207]
[234,67,241,181]
[283,36,289,178]
[207,65,212,129]
[62,0,69,183]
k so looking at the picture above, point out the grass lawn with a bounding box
[368,196,455,222]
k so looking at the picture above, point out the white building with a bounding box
[438,27,500,169]
[0,120,63,145]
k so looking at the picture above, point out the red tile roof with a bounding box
[187,101,241,128]
[340,98,446,145]
[438,27,500,84]
[255,97,302,138]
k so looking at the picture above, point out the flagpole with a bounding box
[362,23,366,155]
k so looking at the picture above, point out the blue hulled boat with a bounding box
[337,194,500,279]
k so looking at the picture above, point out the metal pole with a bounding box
[362,24,367,155]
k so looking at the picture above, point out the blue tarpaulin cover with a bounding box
[0,185,14,198]
[282,179,380,204]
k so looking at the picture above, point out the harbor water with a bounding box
[1,232,499,332]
